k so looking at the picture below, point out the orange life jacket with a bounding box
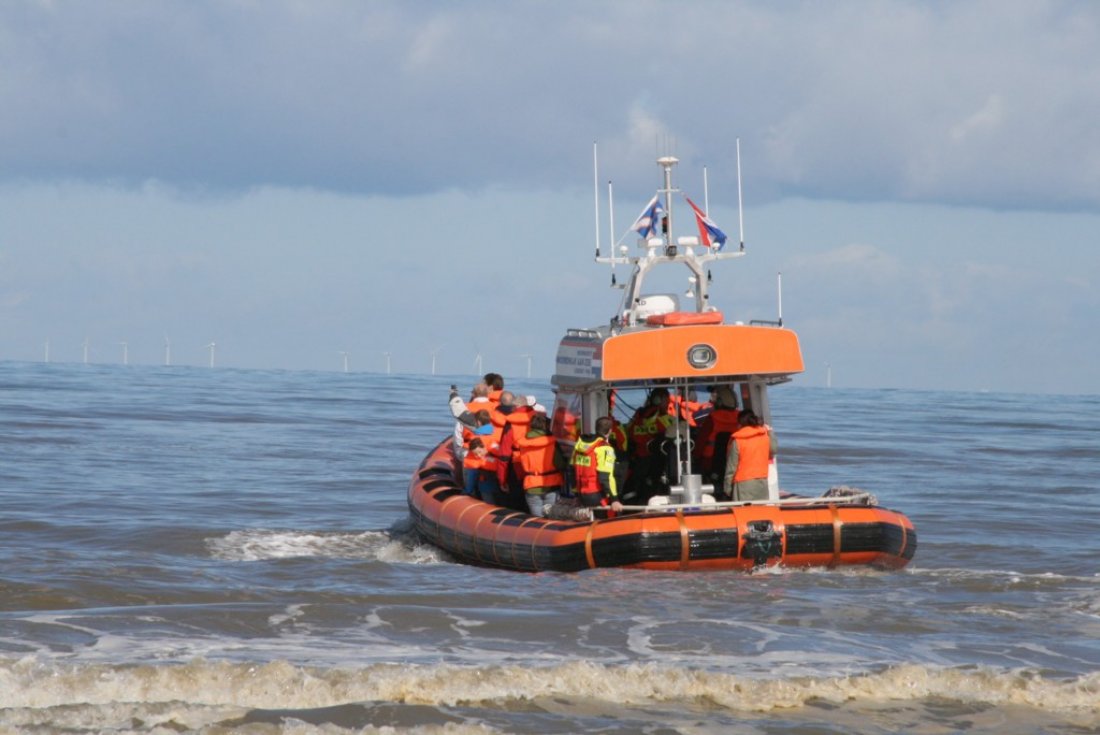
[463,427,497,467]
[669,394,702,427]
[505,407,533,444]
[571,436,607,495]
[489,409,512,446]
[698,408,741,460]
[730,425,771,482]
[515,433,564,490]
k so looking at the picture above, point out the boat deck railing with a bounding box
[618,491,878,514]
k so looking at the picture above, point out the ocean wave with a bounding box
[205,528,447,565]
[1,657,1097,716]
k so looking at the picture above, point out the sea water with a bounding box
[1,361,1098,734]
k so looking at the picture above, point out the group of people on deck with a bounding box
[611,384,777,505]
[450,373,623,518]
[450,373,776,518]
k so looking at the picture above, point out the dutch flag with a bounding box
[684,195,728,250]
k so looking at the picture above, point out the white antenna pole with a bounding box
[607,180,616,271]
[736,137,745,252]
[703,165,710,214]
[593,142,600,258]
[777,271,784,327]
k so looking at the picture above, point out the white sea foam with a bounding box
[1,656,1097,718]
[205,529,447,565]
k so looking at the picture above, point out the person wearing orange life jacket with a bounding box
[694,385,741,496]
[496,395,535,482]
[483,372,505,409]
[462,437,500,502]
[669,389,703,428]
[461,411,501,504]
[514,413,566,517]
[624,387,674,503]
[570,416,623,512]
[723,409,777,502]
[451,382,492,461]
[487,391,532,512]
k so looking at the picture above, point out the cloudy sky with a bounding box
[2,1,1098,393]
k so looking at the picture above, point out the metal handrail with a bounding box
[616,492,878,513]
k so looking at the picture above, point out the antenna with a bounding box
[119,341,128,365]
[339,350,349,373]
[607,179,616,274]
[206,342,216,368]
[703,165,710,214]
[382,351,392,375]
[519,353,533,379]
[736,137,745,252]
[777,272,783,327]
[593,141,601,258]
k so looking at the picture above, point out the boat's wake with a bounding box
[205,522,447,565]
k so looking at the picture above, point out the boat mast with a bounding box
[658,155,678,253]
[598,153,745,327]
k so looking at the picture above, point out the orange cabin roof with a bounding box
[553,323,804,385]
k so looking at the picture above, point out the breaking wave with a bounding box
[2,657,1097,715]
[205,524,447,565]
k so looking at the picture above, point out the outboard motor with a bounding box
[741,520,783,568]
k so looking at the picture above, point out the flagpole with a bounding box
[736,138,745,252]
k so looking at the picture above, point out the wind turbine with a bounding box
[430,345,443,376]
[382,351,392,375]
[826,362,832,389]
[119,341,128,365]
[520,353,533,379]
[82,338,89,365]
[44,340,50,364]
[206,342,216,368]
[164,336,171,366]
[473,344,483,377]
[339,350,349,373]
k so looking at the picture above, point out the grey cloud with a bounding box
[3,1,1099,210]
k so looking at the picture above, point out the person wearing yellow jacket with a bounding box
[723,410,777,502]
[570,416,622,511]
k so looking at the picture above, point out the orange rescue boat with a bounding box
[408,152,916,572]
